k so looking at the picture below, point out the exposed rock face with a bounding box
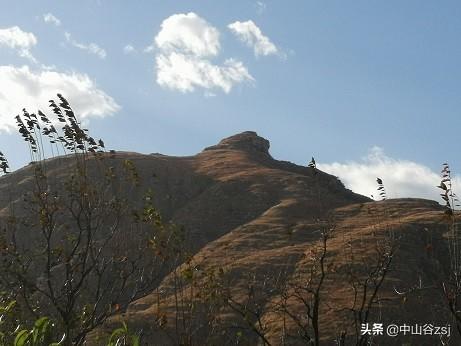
[204,131,271,156]
[0,132,454,345]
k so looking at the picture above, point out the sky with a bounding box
[1,0,461,202]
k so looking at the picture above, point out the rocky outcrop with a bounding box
[203,131,271,156]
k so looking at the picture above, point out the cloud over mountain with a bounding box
[319,146,461,202]
[154,12,253,94]
[0,65,120,132]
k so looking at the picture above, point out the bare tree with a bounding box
[0,95,180,345]
[340,234,395,346]
[277,227,331,346]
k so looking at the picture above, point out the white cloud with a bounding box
[43,13,61,26]
[228,20,278,57]
[0,26,36,48]
[65,32,106,59]
[156,53,253,93]
[155,12,220,57]
[0,65,120,132]
[154,12,253,94]
[0,26,37,63]
[318,146,461,202]
[123,44,136,54]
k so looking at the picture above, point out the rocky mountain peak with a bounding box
[203,131,270,155]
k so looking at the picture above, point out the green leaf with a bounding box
[14,330,30,346]
[33,317,51,343]
[131,335,140,346]
[107,327,126,346]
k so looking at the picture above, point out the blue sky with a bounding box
[1,0,461,201]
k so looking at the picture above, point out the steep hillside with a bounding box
[0,132,455,345]
[118,198,452,345]
[0,131,366,252]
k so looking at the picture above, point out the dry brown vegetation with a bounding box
[0,98,459,345]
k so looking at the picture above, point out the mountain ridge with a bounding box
[0,131,454,345]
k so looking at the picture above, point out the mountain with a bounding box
[0,131,456,345]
